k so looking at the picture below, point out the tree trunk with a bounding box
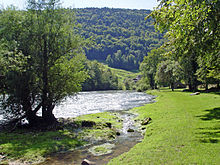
[205,83,208,90]
[148,74,155,89]
[42,104,57,125]
[171,82,174,91]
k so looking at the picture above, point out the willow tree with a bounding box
[148,0,220,91]
[0,0,88,126]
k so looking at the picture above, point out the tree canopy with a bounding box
[0,0,88,126]
[74,8,165,71]
[140,0,220,91]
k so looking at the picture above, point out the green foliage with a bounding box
[148,0,220,90]
[75,8,165,70]
[109,89,220,164]
[82,61,118,91]
[140,48,165,89]
[0,1,88,124]
[156,60,183,91]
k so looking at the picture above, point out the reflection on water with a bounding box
[53,90,154,118]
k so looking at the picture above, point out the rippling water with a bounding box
[53,90,154,118]
[0,90,154,121]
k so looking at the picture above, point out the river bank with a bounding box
[0,91,154,164]
[0,111,150,165]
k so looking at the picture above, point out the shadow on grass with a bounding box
[197,107,220,121]
[196,126,220,144]
[196,107,220,143]
[0,129,84,160]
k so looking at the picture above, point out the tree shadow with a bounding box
[196,107,220,121]
[196,107,220,143]
[197,127,220,144]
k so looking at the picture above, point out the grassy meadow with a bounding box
[108,89,220,164]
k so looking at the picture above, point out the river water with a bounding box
[53,90,154,118]
[1,90,154,121]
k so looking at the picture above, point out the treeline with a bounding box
[74,8,164,71]
[138,0,219,92]
[82,61,118,91]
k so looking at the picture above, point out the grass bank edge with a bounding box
[108,89,220,164]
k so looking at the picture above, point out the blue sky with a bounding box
[0,0,159,10]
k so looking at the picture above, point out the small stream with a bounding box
[40,112,143,165]
[39,91,155,165]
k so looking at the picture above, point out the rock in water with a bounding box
[141,117,152,125]
[190,92,200,96]
[127,128,135,132]
[81,159,95,165]
[81,120,96,127]
[105,122,112,128]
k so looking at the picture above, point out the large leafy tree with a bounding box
[148,0,220,91]
[156,60,183,91]
[0,0,88,126]
[140,48,165,89]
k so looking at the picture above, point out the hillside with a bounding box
[75,8,164,71]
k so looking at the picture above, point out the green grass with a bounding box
[75,112,122,129]
[0,112,122,164]
[108,89,220,164]
[0,130,85,163]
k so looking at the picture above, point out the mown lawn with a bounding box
[108,89,220,164]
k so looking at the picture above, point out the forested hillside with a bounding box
[75,8,164,70]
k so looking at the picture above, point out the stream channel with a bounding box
[40,90,155,165]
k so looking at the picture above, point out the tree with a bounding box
[0,1,88,127]
[156,60,183,91]
[82,61,118,91]
[140,48,165,89]
[148,0,220,91]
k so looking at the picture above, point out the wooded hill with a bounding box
[74,8,164,71]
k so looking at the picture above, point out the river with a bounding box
[53,90,155,118]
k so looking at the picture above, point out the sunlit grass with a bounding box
[108,89,220,164]
[0,130,85,163]
[75,112,122,129]
[0,112,122,163]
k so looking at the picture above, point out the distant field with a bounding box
[105,65,140,88]
[108,89,220,164]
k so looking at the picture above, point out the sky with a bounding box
[0,0,159,10]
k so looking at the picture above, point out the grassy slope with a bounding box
[108,89,220,164]
[104,64,139,85]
